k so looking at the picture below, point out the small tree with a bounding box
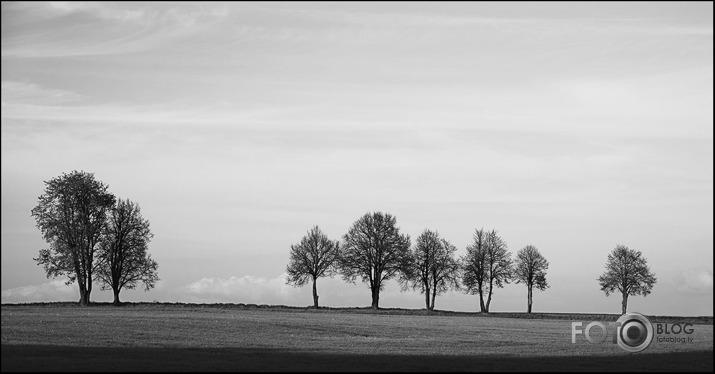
[402,230,460,310]
[96,198,158,306]
[513,245,549,313]
[339,212,411,309]
[598,245,657,314]
[286,226,340,308]
[31,171,115,306]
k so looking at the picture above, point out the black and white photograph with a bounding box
[1,1,712,372]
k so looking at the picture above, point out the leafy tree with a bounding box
[402,230,460,310]
[286,225,340,308]
[598,245,657,314]
[96,198,158,306]
[513,245,549,313]
[31,171,115,305]
[339,212,411,309]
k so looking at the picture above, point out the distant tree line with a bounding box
[31,170,159,306]
[287,211,656,313]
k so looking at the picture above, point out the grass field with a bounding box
[2,303,713,371]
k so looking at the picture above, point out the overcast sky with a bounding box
[1,2,712,316]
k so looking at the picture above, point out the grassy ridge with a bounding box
[2,301,712,325]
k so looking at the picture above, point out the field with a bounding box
[1,303,713,372]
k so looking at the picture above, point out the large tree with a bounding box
[285,225,340,308]
[31,171,115,306]
[339,212,411,309]
[598,245,657,314]
[513,245,549,313]
[402,230,460,310]
[95,198,158,306]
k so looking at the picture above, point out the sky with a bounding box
[1,2,712,316]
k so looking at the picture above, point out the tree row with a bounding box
[31,171,656,313]
[287,211,657,314]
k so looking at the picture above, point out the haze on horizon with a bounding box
[1,2,712,316]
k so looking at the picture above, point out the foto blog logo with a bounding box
[571,312,654,353]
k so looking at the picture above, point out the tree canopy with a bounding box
[286,225,340,308]
[402,229,460,310]
[95,198,158,305]
[339,212,411,309]
[31,170,115,305]
[513,245,549,313]
[598,245,657,314]
[462,228,512,313]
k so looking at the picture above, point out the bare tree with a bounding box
[461,228,489,312]
[513,245,549,313]
[431,238,460,310]
[31,171,115,306]
[339,212,411,309]
[483,230,512,313]
[95,198,158,306]
[286,226,340,308]
[598,245,657,314]
[463,228,512,313]
[401,230,460,310]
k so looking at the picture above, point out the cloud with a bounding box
[243,3,712,48]
[180,273,312,305]
[1,2,230,57]
[11,2,225,26]
[1,81,83,106]
[1,280,77,303]
[40,2,140,22]
[676,269,713,294]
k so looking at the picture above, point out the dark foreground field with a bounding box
[3,345,712,372]
[2,303,713,372]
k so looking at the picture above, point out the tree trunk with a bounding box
[621,292,628,315]
[371,286,380,310]
[478,289,486,313]
[78,281,89,306]
[113,289,121,306]
[86,271,92,305]
[430,286,437,310]
[485,287,493,313]
[527,286,532,314]
[79,288,89,306]
[424,288,430,310]
[312,277,319,309]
